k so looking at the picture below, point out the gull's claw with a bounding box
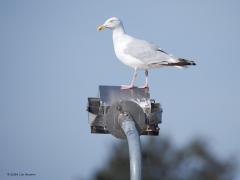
[121,84,134,90]
[139,84,149,89]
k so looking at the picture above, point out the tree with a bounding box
[94,136,236,180]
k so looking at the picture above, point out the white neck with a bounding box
[112,24,125,40]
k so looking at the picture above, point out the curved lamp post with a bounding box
[87,86,162,180]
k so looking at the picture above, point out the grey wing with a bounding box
[124,38,177,65]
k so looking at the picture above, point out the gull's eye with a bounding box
[109,20,114,23]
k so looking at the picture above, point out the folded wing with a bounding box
[124,38,195,68]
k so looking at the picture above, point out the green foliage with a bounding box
[95,136,236,180]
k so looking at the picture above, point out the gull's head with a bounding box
[97,17,122,31]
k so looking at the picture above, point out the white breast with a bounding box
[113,34,146,69]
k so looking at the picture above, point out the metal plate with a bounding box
[99,86,150,106]
[105,101,146,139]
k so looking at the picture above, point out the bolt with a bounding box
[117,105,122,112]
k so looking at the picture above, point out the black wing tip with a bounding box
[191,61,196,66]
[179,58,196,66]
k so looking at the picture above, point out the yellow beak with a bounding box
[97,24,106,31]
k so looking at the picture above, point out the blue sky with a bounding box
[1,0,240,179]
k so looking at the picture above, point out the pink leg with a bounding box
[121,68,137,89]
[139,70,149,89]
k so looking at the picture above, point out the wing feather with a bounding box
[124,38,177,64]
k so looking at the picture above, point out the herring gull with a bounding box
[97,17,196,89]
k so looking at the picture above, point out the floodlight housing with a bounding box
[87,85,162,139]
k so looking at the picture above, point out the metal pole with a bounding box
[120,113,142,180]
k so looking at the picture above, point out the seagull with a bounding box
[97,17,196,89]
